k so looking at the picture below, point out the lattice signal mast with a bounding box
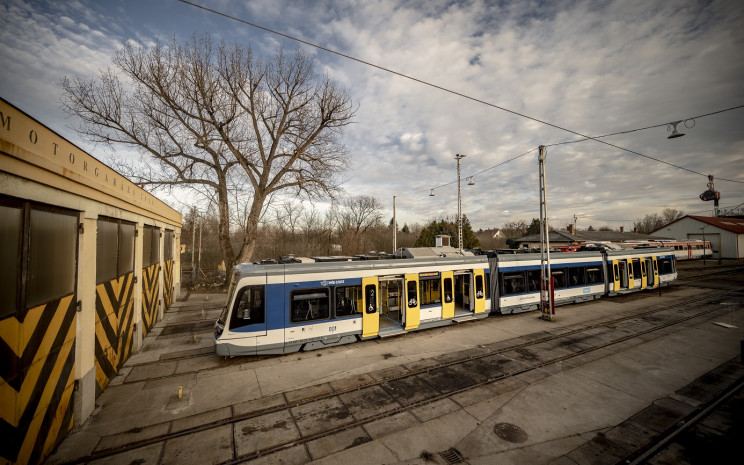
[538,145,555,320]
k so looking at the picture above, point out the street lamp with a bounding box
[455,154,466,253]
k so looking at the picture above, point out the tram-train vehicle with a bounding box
[214,248,677,356]
[623,239,712,260]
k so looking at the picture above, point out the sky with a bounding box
[1,0,744,232]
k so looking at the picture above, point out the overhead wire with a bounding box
[546,104,744,148]
[436,102,744,194]
[177,0,744,188]
[427,147,537,193]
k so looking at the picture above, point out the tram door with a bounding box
[361,277,379,338]
[640,259,648,290]
[611,260,620,292]
[231,283,268,355]
[379,277,404,325]
[404,273,420,330]
[441,271,454,319]
[454,272,472,313]
[473,269,486,314]
[612,260,630,291]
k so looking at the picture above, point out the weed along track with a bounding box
[57,287,743,464]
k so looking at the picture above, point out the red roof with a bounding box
[660,215,744,234]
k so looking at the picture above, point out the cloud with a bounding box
[1,0,742,232]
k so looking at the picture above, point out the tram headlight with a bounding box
[214,320,225,338]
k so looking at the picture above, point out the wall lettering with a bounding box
[1,101,178,223]
[0,111,10,130]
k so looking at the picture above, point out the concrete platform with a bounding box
[45,261,744,464]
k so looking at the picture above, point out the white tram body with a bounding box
[490,251,606,314]
[624,240,712,260]
[605,248,677,295]
[215,256,491,356]
[215,248,676,356]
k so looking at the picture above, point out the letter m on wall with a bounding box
[0,111,10,130]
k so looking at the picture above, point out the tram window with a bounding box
[0,204,22,318]
[231,286,265,329]
[407,280,418,307]
[527,270,541,292]
[551,270,566,288]
[631,260,641,279]
[484,272,490,299]
[501,272,526,295]
[291,288,330,322]
[364,285,377,314]
[27,208,78,308]
[475,275,484,299]
[419,278,441,306]
[567,267,586,287]
[586,267,603,285]
[335,285,361,317]
[443,277,453,303]
[659,258,674,275]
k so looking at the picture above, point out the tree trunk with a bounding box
[216,185,236,274]
[236,194,265,264]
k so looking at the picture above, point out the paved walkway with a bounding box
[46,263,744,464]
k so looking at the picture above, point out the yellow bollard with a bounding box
[178,385,183,399]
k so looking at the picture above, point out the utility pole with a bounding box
[197,216,203,278]
[191,206,197,282]
[455,154,466,253]
[538,145,554,321]
[393,195,397,254]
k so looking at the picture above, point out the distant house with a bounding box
[517,225,672,249]
[477,228,504,238]
[651,215,744,259]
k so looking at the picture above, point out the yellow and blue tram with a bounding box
[214,247,677,356]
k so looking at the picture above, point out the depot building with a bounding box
[0,98,182,465]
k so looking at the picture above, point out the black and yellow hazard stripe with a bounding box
[0,294,76,465]
[163,258,174,311]
[141,263,161,337]
[94,272,135,397]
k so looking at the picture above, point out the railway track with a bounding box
[60,287,743,464]
[120,264,742,377]
[675,264,744,281]
[622,376,744,465]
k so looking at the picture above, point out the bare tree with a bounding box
[335,195,383,254]
[661,208,684,224]
[634,208,684,234]
[60,34,354,270]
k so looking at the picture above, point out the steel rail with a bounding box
[57,289,742,465]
